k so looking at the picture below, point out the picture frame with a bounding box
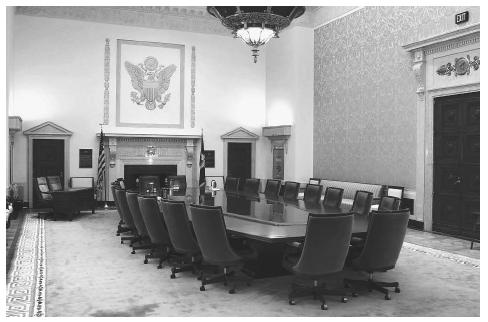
[116,39,185,128]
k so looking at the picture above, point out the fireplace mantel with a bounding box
[100,132,201,200]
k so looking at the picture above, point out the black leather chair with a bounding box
[115,188,139,245]
[323,187,344,208]
[283,213,354,310]
[350,190,373,216]
[167,175,187,191]
[303,184,323,204]
[46,176,63,191]
[242,178,260,195]
[160,200,201,279]
[35,177,54,218]
[283,181,300,202]
[264,179,281,198]
[378,196,401,211]
[111,185,128,236]
[126,191,152,254]
[344,209,410,300]
[224,177,240,192]
[189,204,254,294]
[137,196,173,269]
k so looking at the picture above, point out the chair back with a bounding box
[303,184,323,204]
[264,179,281,198]
[378,196,401,211]
[350,190,373,216]
[160,200,200,255]
[114,189,136,230]
[294,213,354,276]
[243,178,260,195]
[126,191,149,237]
[356,210,410,271]
[189,204,241,265]
[386,185,404,199]
[36,177,53,201]
[167,175,187,191]
[47,176,63,191]
[224,177,240,192]
[111,185,123,221]
[283,181,300,202]
[323,187,344,208]
[137,196,171,246]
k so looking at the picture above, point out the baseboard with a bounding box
[408,219,424,230]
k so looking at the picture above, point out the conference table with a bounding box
[155,188,369,278]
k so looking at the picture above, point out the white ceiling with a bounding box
[15,6,360,35]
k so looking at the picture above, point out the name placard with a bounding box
[455,11,469,24]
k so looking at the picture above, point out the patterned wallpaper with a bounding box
[313,6,479,189]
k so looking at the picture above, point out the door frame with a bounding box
[403,23,479,230]
[24,122,72,207]
[221,127,259,179]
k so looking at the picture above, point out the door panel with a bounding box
[433,91,479,239]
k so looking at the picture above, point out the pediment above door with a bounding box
[221,127,259,140]
[23,121,73,136]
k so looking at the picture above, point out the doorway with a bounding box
[33,139,65,207]
[433,92,479,239]
[227,142,252,190]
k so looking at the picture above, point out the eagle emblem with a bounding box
[124,56,177,110]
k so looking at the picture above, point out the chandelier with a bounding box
[207,6,306,63]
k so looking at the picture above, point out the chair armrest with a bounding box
[371,198,381,205]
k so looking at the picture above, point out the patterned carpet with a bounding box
[6,213,46,317]
[5,210,480,316]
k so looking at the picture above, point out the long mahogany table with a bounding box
[154,188,368,277]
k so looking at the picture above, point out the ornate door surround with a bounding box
[403,23,479,230]
[221,127,259,179]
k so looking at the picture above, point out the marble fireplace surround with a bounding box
[403,23,480,230]
[102,133,201,200]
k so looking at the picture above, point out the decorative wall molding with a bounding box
[221,127,259,140]
[103,38,110,125]
[436,54,480,77]
[23,121,73,136]
[191,46,196,128]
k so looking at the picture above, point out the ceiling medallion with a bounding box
[207,6,305,63]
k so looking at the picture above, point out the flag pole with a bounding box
[99,123,108,209]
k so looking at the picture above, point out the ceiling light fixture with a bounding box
[207,6,306,63]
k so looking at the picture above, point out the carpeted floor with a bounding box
[9,210,481,316]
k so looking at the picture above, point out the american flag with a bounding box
[97,129,106,197]
[199,132,206,192]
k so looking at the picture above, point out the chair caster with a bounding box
[131,250,135,254]
[121,240,124,244]
[229,289,236,294]
[157,264,163,269]
[144,259,148,264]
[321,303,328,310]
[352,292,359,297]
[395,287,401,293]
[385,294,391,300]
[289,299,296,305]
[200,286,206,291]
[341,297,348,303]
[170,274,176,279]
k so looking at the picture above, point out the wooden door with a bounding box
[33,139,65,207]
[433,92,479,239]
[227,142,252,191]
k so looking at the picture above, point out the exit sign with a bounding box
[455,11,469,24]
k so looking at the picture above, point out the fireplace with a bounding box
[124,165,177,190]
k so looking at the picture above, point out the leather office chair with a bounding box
[224,177,240,192]
[167,175,187,191]
[242,178,260,195]
[160,200,201,279]
[344,209,410,300]
[323,187,344,208]
[126,191,152,254]
[264,179,281,199]
[111,185,128,236]
[35,177,53,212]
[350,190,373,216]
[137,196,173,268]
[283,181,300,202]
[378,196,401,211]
[189,204,254,294]
[303,184,323,204]
[283,213,354,310]
[114,189,139,246]
[46,176,63,191]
